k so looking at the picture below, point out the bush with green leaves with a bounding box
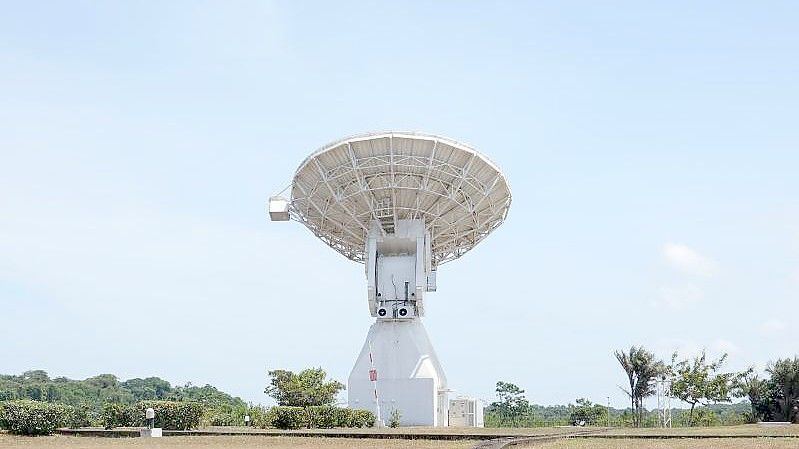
[0,400,73,435]
[307,406,338,428]
[677,407,720,427]
[388,408,401,428]
[102,401,202,430]
[206,410,238,426]
[65,403,93,428]
[134,401,203,430]
[351,409,376,428]
[255,406,375,429]
[101,402,136,428]
[332,407,355,427]
[267,406,308,429]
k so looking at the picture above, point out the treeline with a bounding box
[484,396,750,427]
[614,347,799,425]
[486,349,799,428]
[0,370,247,425]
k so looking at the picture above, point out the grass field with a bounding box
[0,435,476,449]
[601,424,799,436]
[537,439,799,449]
[2,425,798,449]
[199,425,580,436]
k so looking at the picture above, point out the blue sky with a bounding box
[1,1,797,409]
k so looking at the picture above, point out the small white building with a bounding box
[448,397,484,427]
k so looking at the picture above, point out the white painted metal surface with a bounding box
[448,397,484,427]
[288,132,511,265]
[268,196,290,221]
[270,132,510,427]
[348,320,448,426]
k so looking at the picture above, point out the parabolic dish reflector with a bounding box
[289,132,511,266]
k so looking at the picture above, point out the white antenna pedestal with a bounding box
[348,319,448,426]
[347,219,448,426]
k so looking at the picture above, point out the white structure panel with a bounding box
[348,320,448,426]
[377,256,416,302]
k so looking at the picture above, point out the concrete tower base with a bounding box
[348,319,448,426]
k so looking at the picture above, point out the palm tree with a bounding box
[615,346,662,426]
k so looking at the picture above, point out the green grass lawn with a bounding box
[0,435,476,449]
[537,439,799,449]
[601,424,799,436]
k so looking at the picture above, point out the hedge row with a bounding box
[1,401,373,434]
[102,401,203,430]
[257,406,375,429]
[0,400,74,435]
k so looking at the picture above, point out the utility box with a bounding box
[269,196,290,221]
[448,397,483,427]
[140,428,162,438]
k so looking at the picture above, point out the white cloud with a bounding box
[790,268,799,284]
[711,339,741,357]
[651,284,703,310]
[663,243,718,276]
[762,319,786,333]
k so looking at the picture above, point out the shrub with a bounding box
[269,406,308,429]
[307,406,337,428]
[256,406,375,429]
[677,407,720,427]
[102,401,203,430]
[246,405,269,427]
[206,411,238,426]
[332,407,354,427]
[351,409,376,428]
[388,408,401,428]
[0,400,73,435]
[65,403,93,428]
[101,403,136,429]
[133,401,203,430]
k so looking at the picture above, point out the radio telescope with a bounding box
[269,131,511,426]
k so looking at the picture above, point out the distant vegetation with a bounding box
[610,347,798,425]
[0,370,254,431]
[0,368,374,434]
[486,349,799,427]
[0,370,247,422]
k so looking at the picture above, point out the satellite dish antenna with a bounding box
[269,131,511,426]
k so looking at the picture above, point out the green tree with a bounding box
[614,346,662,427]
[21,370,50,383]
[490,381,529,426]
[265,368,344,407]
[121,377,172,402]
[669,351,739,426]
[169,383,247,410]
[733,370,765,423]
[766,357,799,423]
[568,398,606,426]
